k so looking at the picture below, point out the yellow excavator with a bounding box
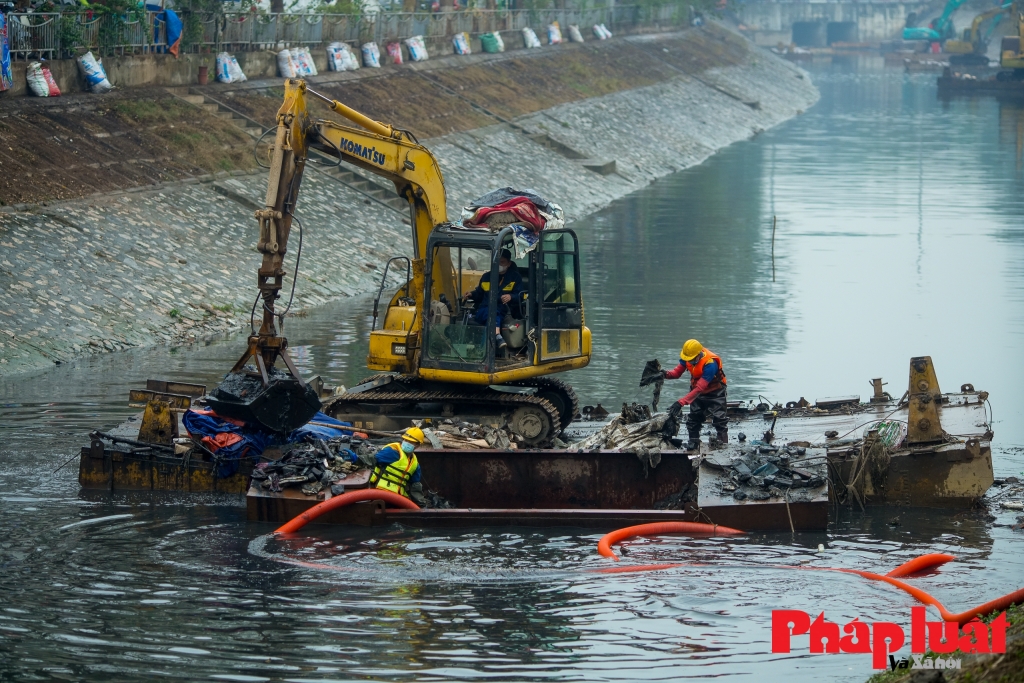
[945,2,1012,65]
[998,1,1024,78]
[205,79,591,444]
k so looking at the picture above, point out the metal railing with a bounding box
[3,5,687,61]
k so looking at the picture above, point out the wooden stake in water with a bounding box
[771,215,777,282]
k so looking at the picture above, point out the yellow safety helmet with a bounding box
[402,426,425,444]
[680,339,704,362]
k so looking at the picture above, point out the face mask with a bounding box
[498,265,508,274]
[401,441,415,454]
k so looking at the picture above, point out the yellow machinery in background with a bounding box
[999,1,1024,74]
[945,2,1011,63]
[206,80,590,444]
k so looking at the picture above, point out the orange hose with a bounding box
[885,553,956,578]
[597,521,744,561]
[593,522,1024,624]
[274,489,419,534]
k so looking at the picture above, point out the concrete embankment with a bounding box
[0,24,819,375]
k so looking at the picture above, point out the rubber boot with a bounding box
[685,429,701,451]
[716,428,729,444]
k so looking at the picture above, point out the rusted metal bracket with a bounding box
[907,356,944,444]
[128,390,193,412]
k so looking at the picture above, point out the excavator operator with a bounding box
[462,249,524,353]
[664,339,729,449]
[369,427,427,506]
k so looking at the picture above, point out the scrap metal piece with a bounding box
[137,399,179,445]
[639,359,664,412]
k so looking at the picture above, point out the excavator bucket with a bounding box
[205,370,321,434]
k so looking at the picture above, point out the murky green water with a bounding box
[2,59,1023,681]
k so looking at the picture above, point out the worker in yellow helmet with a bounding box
[663,339,728,449]
[369,426,426,505]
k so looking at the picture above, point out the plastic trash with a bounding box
[77,51,112,93]
[405,35,429,61]
[361,42,381,68]
[547,22,562,45]
[568,24,584,43]
[277,48,297,78]
[522,27,542,49]
[453,31,471,55]
[386,41,403,65]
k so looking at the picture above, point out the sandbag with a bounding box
[598,23,612,39]
[228,54,246,82]
[386,41,403,65]
[0,13,12,92]
[42,63,60,96]
[568,24,584,43]
[26,61,50,97]
[480,31,504,54]
[405,35,429,62]
[361,42,380,68]
[522,27,542,49]
[453,31,471,55]
[292,47,316,76]
[547,22,562,45]
[77,51,112,93]
[277,48,297,78]
[327,42,346,71]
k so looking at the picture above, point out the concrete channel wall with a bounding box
[0,26,819,376]
[735,1,927,45]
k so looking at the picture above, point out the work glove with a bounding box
[667,400,685,421]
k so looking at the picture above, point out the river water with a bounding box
[2,59,1023,681]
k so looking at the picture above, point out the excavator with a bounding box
[205,79,591,445]
[998,1,1024,78]
[945,1,1012,64]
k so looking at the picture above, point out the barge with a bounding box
[79,357,994,532]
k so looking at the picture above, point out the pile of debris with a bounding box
[704,443,826,502]
[425,420,520,450]
[568,403,680,472]
[251,436,373,496]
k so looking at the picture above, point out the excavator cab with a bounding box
[418,225,585,375]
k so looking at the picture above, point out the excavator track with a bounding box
[508,376,580,432]
[323,383,561,446]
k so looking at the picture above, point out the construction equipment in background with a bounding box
[904,0,970,42]
[998,1,1024,78]
[206,79,590,444]
[945,1,1012,64]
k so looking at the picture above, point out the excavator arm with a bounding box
[211,79,454,432]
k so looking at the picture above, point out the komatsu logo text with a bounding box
[339,137,386,166]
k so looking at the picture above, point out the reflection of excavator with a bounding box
[945,2,1012,64]
[206,79,591,444]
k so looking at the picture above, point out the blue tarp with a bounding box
[182,410,356,478]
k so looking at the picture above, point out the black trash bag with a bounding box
[639,359,664,412]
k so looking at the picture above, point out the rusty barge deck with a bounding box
[79,357,993,532]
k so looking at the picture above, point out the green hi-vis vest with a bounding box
[369,442,419,497]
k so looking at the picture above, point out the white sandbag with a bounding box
[228,55,247,82]
[452,31,471,55]
[361,42,380,68]
[522,27,542,49]
[344,45,359,70]
[278,48,297,78]
[405,35,429,62]
[568,24,584,43]
[303,48,318,75]
[599,23,612,38]
[26,61,50,97]
[327,42,351,71]
[547,22,562,45]
[216,52,233,83]
[76,51,112,94]
[592,24,611,40]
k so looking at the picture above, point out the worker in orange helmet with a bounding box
[664,339,728,449]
